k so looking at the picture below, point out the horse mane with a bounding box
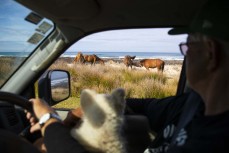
[74,52,84,64]
[123,55,136,69]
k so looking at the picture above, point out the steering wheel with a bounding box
[0,91,33,112]
[0,91,40,138]
[0,91,41,153]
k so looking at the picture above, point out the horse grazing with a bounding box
[73,52,85,64]
[83,54,105,65]
[140,59,165,72]
[123,55,136,69]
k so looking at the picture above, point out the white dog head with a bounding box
[71,88,126,153]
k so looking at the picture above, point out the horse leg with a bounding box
[161,63,165,73]
[73,57,78,64]
[158,64,164,73]
[100,60,104,65]
[126,64,130,69]
[157,66,163,73]
[93,58,96,66]
[80,58,85,64]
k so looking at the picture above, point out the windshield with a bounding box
[0,0,54,87]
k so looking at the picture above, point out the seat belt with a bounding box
[169,90,201,147]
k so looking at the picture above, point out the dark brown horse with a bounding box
[83,54,105,65]
[123,55,136,69]
[73,52,85,64]
[140,59,165,72]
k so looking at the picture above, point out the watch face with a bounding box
[39,113,62,126]
[43,113,51,120]
[39,113,51,124]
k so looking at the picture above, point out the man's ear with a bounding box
[206,39,221,71]
[80,89,105,127]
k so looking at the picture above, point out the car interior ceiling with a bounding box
[17,0,208,31]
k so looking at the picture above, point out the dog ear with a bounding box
[110,88,126,114]
[80,89,105,128]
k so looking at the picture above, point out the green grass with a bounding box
[54,97,80,108]
[0,57,24,86]
[46,58,180,109]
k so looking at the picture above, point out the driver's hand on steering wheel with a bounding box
[25,98,61,136]
[63,107,83,128]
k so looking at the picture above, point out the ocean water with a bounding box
[0,52,31,57]
[62,51,184,60]
[0,51,184,60]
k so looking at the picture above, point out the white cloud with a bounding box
[67,28,187,52]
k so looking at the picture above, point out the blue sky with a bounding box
[1,0,187,53]
[68,29,187,52]
[0,0,37,52]
[0,0,33,39]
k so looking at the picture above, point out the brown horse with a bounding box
[123,55,136,69]
[140,59,165,72]
[83,54,105,65]
[73,52,85,64]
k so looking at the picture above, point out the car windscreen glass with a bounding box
[0,0,54,87]
[48,28,187,109]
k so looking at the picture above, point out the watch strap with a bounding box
[39,113,62,127]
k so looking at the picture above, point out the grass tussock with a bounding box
[49,59,181,109]
[0,57,25,86]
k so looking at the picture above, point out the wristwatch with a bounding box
[39,113,62,127]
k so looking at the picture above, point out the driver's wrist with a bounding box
[39,113,62,136]
[41,118,62,136]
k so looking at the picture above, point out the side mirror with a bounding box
[38,70,71,106]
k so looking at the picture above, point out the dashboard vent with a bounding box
[4,109,19,126]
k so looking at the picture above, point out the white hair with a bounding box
[188,33,229,55]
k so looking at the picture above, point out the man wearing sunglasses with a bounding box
[167,0,229,152]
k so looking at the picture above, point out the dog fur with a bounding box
[71,88,126,153]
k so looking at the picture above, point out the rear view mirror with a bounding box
[38,70,71,106]
[50,71,70,102]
